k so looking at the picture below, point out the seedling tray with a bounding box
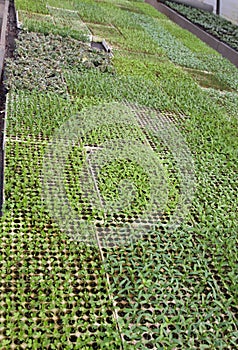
[145,0,238,67]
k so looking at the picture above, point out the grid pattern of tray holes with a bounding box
[103,230,238,349]
[1,136,122,348]
[39,104,186,248]
[0,222,121,348]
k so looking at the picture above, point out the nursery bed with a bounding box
[165,0,238,51]
[1,0,238,349]
[145,0,238,67]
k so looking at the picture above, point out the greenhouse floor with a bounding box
[0,0,237,349]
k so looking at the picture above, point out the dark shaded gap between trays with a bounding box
[0,0,18,216]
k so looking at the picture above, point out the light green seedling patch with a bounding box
[47,0,76,10]
[87,22,121,42]
[15,0,48,14]
[159,18,217,55]
[18,10,91,41]
[182,67,234,91]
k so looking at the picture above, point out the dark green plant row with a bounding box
[165,0,238,51]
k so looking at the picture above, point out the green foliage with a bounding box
[47,0,76,10]
[18,10,91,41]
[73,0,112,25]
[86,22,121,41]
[158,18,216,54]
[6,31,112,93]
[15,0,48,14]
[128,11,238,89]
[2,0,238,348]
[183,67,233,91]
[206,90,238,119]
[104,224,238,348]
[112,27,165,54]
[1,140,122,348]
[64,68,174,110]
[133,0,168,19]
[6,90,75,138]
[165,0,238,51]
